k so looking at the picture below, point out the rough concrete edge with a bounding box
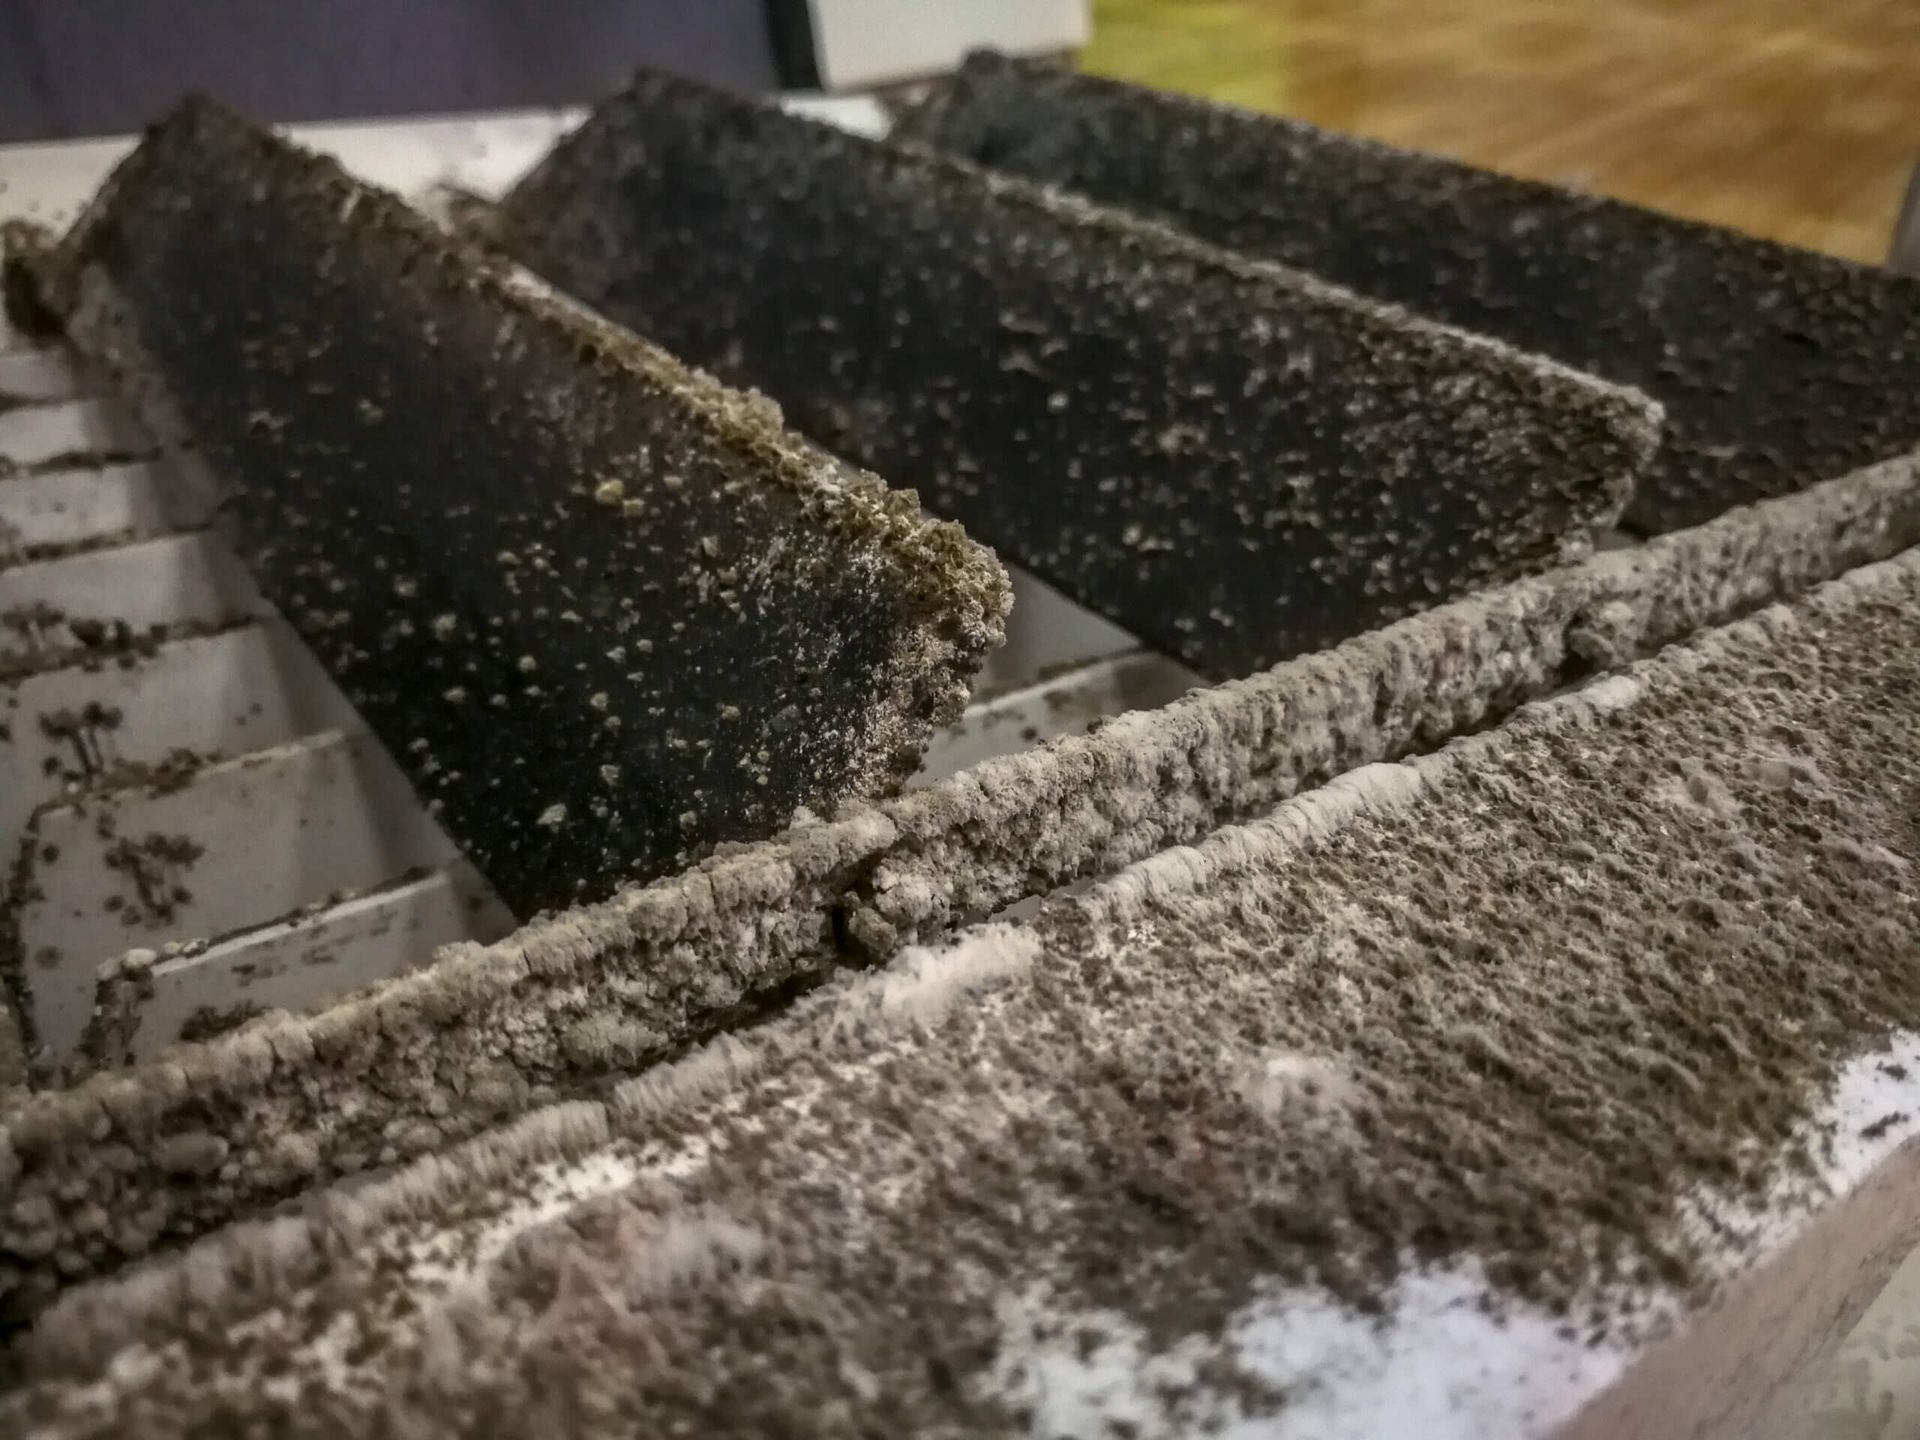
[1,453,1916,1321]
[501,66,1664,522]
[28,535,1920,1379]
[1062,563,1891,939]
[17,926,1041,1377]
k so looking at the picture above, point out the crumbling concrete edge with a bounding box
[17,926,1042,1379]
[28,539,1920,1378]
[2,452,1917,1322]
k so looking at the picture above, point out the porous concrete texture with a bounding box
[497,67,1657,682]
[11,97,1009,920]
[901,53,1920,536]
[16,543,1920,1437]
[1,453,1914,1329]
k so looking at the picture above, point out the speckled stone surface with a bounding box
[14,545,1920,1437]
[498,68,1657,682]
[901,53,1920,536]
[1,454,1915,1330]
[17,98,1009,920]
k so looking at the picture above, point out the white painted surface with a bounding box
[0,353,503,1073]
[0,531,260,660]
[0,395,149,469]
[0,457,215,554]
[0,622,363,847]
[17,728,467,1065]
[0,345,94,403]
[989,1269,1629,1440]
[782,91,894,139]
[916,649,1200,786]
[806,0,1090,90]
[115,863,510,1062]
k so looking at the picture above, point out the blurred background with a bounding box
[1085,0,1920,266]
[2,0,1916,265]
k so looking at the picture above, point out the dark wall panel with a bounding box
[0,0,780,142]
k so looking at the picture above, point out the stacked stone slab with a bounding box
[2,451,1914,1328]
[497,68,1657,681]
[17,541,1920,1436]
[12,97,1010,922]
[900,53,1920,535]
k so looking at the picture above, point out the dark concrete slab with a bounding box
[498,67,1657,682]
[901,53,1920,534]
[9,99,1008,923]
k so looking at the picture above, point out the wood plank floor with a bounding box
[1085,0,1920,264]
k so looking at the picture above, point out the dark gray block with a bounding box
[16,99,1008,920]
[901,53,1920,534]
[0,0,780,143]
[498,68,1657,682]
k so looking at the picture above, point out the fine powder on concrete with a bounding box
[901,53,1920,536]
[14,549,1920,1436]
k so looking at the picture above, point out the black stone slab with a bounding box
[19,98,1008,919]
[497,68,1657,682]
[900,52,1920,535]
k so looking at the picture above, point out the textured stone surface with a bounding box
[14,97,1008,920]
[497,67,1656,682]
[16,545,1920,1436]
[901,53,1920,535]
[0,453,1913,1331]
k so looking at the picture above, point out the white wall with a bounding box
[806,0,1090,89]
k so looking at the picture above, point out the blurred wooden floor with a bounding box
[1084,0,1920,265]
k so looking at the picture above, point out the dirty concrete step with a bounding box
[0,622,359,849]
[20,540,1920,1437]
[0,347,92,407]
[7,727,466,1074]
[496,66,1657,683]
[0,531,260,668]
[0,397,150,474]
[0,457,216,560]
[3,452,1914,1327]
[14,97,1008,921]
[901,53,1920,535]
[84,862,510,1070]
